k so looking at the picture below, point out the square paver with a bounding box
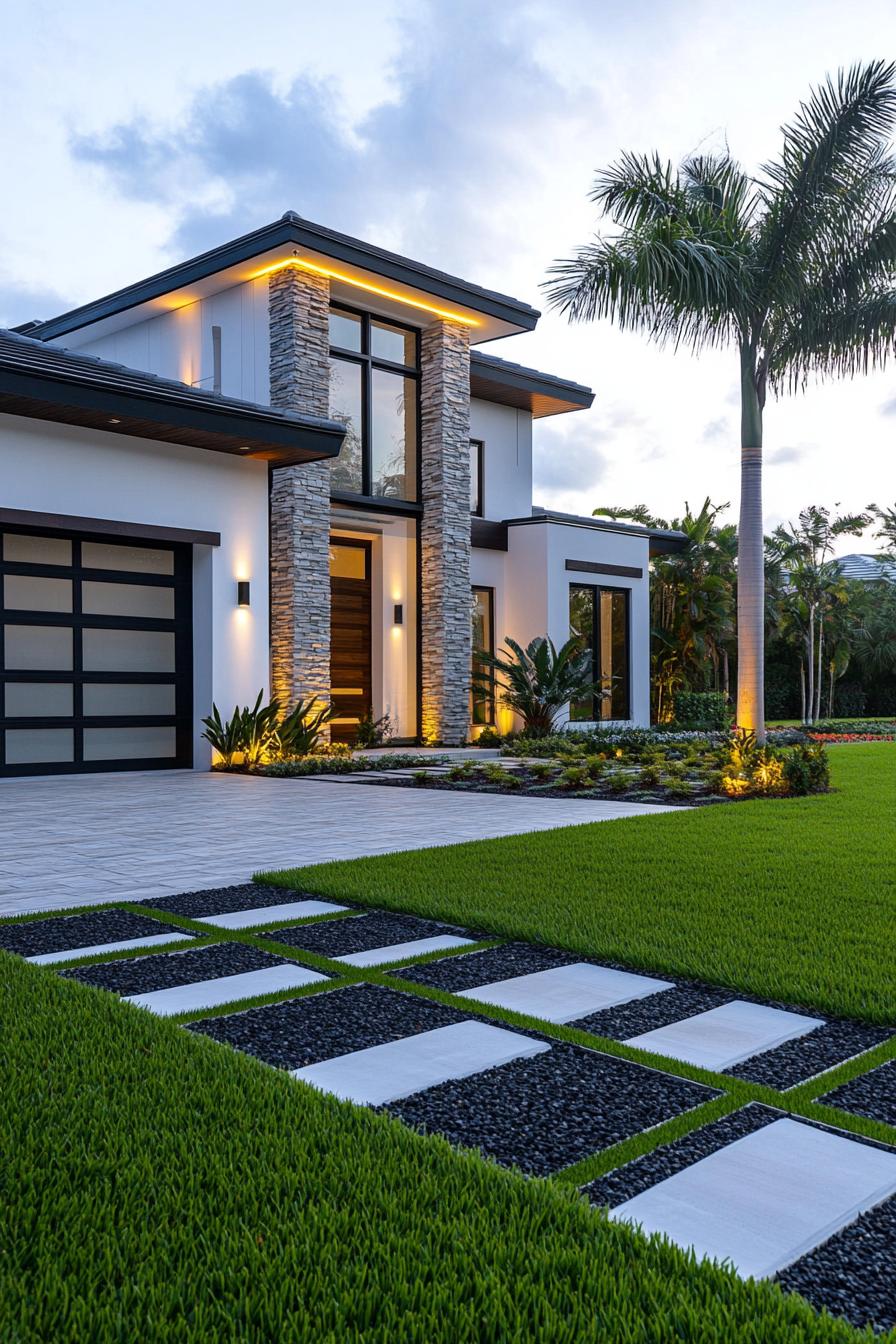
[196,899,347,930]
[261,910,476,964]
[610,1117,896,1280]
[624,1000,825,1071]
[292,1020,550,1105]
[456,962,673,1024]
[126,964,326,1016]
[0,908,195,963]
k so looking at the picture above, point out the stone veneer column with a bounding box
[268,265,332,714]
[419,320,472,745]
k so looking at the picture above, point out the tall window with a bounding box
[470,439,484,515]
[471,586,495,725]
[328,305,419,501]
[569,584,630,721]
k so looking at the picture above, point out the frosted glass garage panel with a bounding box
[4,625,73,670]
[83,726,177,760]
[81,541,174,575]
[3,575,73,613]
[81,581,175,619]
[82,683,176,716]
[5,728,74,763]
[82,628,175,673]
[4,682,74,717]
[2,534,72,566]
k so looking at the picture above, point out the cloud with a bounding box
[70,2,585,277]
[532,416,611,500]
[0,279,75,329]
[879,393,896,417]
[767,444,809,465]
[701,415,731,443]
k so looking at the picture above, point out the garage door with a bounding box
[0,528,192,776]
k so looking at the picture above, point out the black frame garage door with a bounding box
[0,526,193,776]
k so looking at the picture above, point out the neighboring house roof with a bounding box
[835,552,896,582]
[470,352,594,418]
[506,507,688,555]
[17,212,540,344]
[0,328,346,466]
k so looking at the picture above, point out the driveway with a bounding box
[0,770,676,916]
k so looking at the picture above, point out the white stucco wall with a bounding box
[53,277,271,405]
[468,399,532,522]
[0,413,271,767]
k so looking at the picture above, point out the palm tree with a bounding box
[545,62,896,741]
[473,636,601,737]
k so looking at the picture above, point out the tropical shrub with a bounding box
[720,731,829,798]
[474,725,503,748]
[672,691,732,731]
[353,710,392,750]
[201,692,280,767]
[274,697,338,757]
[473,636,601,737]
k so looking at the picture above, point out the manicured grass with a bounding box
[1,955,878,1343]
[261,745,896,1023]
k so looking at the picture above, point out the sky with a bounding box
[1,0,894,555]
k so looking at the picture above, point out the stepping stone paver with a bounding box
[125,964,326,1016]
[457,962,673,1023]
[610,1117,896,1280]
[196,899,348,930]
[29,932,189,965]
[292,1020,550,1105]
[336,934,474,967]
[624,1000,825,1071]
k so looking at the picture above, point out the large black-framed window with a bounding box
[569,583,630,722]
[471,586,495,726]
[0,526,193,776]
[328,304,419,502]
[470,439,484,516]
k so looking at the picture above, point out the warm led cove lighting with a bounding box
[254,258,481,327]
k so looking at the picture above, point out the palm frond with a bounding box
[769,291,896,390]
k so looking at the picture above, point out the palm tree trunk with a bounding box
[828,663,835,718]
[806,611,815,724]
[800,662,806,722]
[736,346,765,740]
[815,619,824,721]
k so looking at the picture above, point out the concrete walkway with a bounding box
[0,770,677,916]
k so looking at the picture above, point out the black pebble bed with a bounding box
[261,910,476,958]
[820,1059,896,1127]
[0,908,195,958]
[585,1104,896,1337]
[61,942,303,996]
[188,982,468,1069]
[386,1043,717,1177]
[776,1195,896,1335]
[132,882,347,919]
[572,984,734,1040]
[726,1020,893,1089]
[393,941,579,991]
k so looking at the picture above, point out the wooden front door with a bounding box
[329,540,372,745]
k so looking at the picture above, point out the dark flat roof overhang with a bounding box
[0,366,346,466]
[470,353,594,418]
[505,510,687,555]
[22,215,540,344]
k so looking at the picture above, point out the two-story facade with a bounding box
[0,212,682,775]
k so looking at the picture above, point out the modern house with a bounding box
[0,212,683,776]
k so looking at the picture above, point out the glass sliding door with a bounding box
[471,586,495,726]
[0,528,192,775]
[569,583,630,721]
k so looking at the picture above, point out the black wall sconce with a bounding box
[237,580,251,608]
[393,603,404,625]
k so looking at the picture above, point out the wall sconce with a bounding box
[393,603,403,626]
[237,580,251,608]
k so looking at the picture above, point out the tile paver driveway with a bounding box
[0,770,677,916]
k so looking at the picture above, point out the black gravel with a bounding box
[393,942,579,991]
[0,908,194,958]
[572,984,733,1040]
[726,1020,893,1089]
[261,910,476,959]
[583,1104,781,1207]
[387,1042,717,1176]
[188,982,468,1070]
[820,1059,896,1127]
[584,1104,896,1335]
[132,882,348,919]
[777,1195,896,1335]
[61,941,305,996]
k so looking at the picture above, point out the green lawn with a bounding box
[1,954,875,1344]
[262,744,896,1023]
